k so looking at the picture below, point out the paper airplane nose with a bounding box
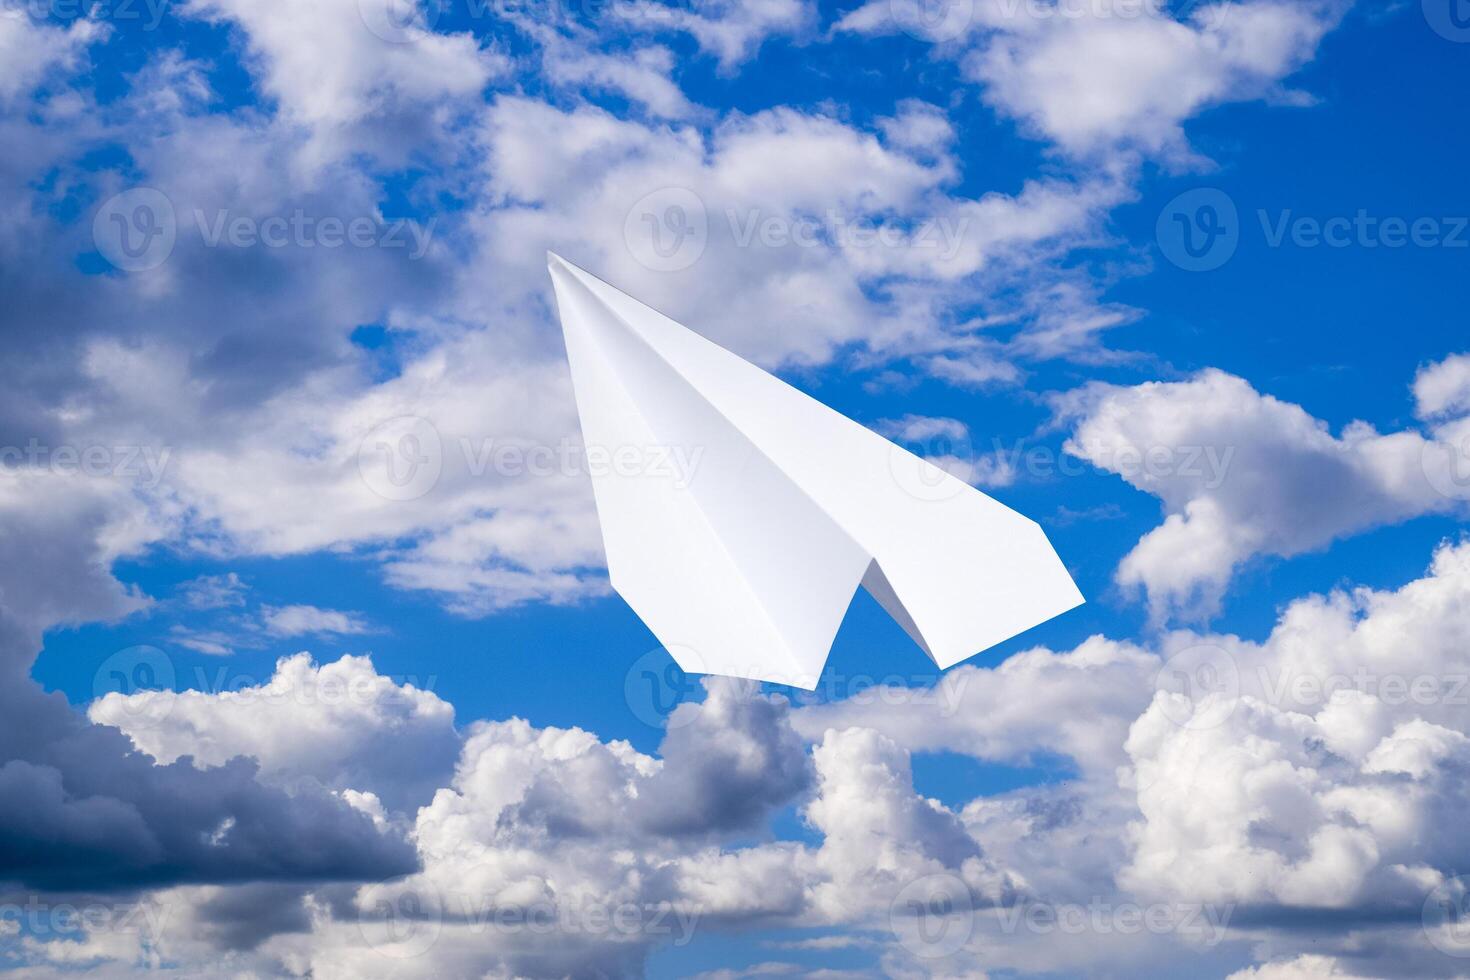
[548,254,1083,690]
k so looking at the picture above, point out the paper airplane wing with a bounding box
[548,253,1083,689]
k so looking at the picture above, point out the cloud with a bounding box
[177,572,248,610]
[476,94,1123,369]
[837,0,1346,162]
[88,653,459,812]
[0,14,103,104]
[966,0,1344,159]
[19,535,1470,975]
[1120,539,1470,912]
[260,604,374,637]
[4,2,1464,975]
[1414,352,1470,420]
[0,475,415,892]
[1226,955,1373,978]
[181,0,506,160]
[795,636,1157,777]
[874,415,1020,487]
[622,0,814,69]
[541,43,696,119]
[1058,366,1469,621]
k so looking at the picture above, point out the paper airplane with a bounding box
[548,253,1083,689]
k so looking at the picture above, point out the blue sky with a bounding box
[5,0,1470,977]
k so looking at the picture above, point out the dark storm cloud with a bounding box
[0,485,417,892]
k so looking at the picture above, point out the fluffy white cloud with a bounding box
[794,636,1157,777]
[89,653,458,811]
[0,14,103,104]
[839,0,1344,161]
[41,677,1031,976]
[966,0,1343,159]
[1059,366,1469,621]
[541,43,696,119]
[1414,352,1470,420]
[1226,956,1374,979]
[474,94,1123,369]
[6,1,1463,975]
[177,572,248,610]
[22,529,1470,976]
[183,0,506,158]
[1122,539,1470,913]
[0,480,417,892]
[622,0,813,69]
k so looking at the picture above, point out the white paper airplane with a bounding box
[548,252,1083,689]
